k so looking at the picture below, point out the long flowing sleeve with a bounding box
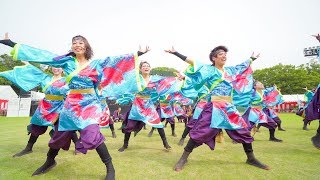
[304,90,314,103]
[226,59,252,77]
[98,53,141,98]
[263,86,284,107]
[232,90,254,107]
[225,59,253,94]
[183,60,216,91]
[10,44,76,75]
[156,76,182,96]
[0,64,51,91]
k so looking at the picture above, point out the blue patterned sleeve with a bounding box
[0,64,51,92]
[184,60,218,91]
[98,53,141,98]
[10,44,76,75]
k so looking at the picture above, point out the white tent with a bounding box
[31,91,45,101]
[0,85,31,117]
[282,94,305,102]
[0,85,18,100]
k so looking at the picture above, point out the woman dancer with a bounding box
[118,61,181,152]
[236,81,284,142]
[0,34,78,157]
[2,35,147,179]
[0,63,79,156]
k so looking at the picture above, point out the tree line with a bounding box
[1,53,319,95]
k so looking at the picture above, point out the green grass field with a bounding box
[0,113,319,180]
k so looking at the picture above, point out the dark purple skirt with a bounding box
[305,87,320,122]
[121,110,145,134]
[29,124,48,136]
[49,123,105,154]
[262,108,281,124]
[189,102,253,150]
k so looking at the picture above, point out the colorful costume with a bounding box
[236,86,284,141]
[9,42,140,178]
[119,75,181,151]
[0,64,75,157]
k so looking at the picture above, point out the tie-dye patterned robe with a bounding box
[183,59,254,130]
[128,75,181,128]
[10,44,140,131]
[0,64,68,126]
[237,87,284,125]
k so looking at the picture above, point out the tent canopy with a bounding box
[0,85,18,100]
[282,94,305,102]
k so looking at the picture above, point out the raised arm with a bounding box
[312,33,320,43]
[0,33,16,47]
[164,46,194,65]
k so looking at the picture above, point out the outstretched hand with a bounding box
[302,87,308,91]
[138,45,151,54]
[312,34,320,43]
[250,52,260,61]
[164,46,177,54]
[4,32,9,40]
[174,72,186,81]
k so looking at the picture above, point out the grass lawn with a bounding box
[0,113,319,179]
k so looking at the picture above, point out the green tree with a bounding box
[253,63,320,94]
[150,67,178,77]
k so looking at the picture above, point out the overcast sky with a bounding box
[1,0,319,72]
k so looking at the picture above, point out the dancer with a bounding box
[3,35,148,179]
[0,34,78,157]
[297,87,316,130]
[113,106,124,122]
[165,46,270,171]
[0,63,80,156]
[236,81,284,142]
[118,61,181,152]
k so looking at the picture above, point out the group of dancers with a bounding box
[0,33,319,180]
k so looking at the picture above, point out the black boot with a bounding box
[143,125,147,130]
[311,124,320,149]
[110,124,116,138]
[303,119,309,131]
[148,127,155,137]
[71,131,81,155]
[256,124,261,132]
[13,135,38,157]
[278,122,286,131]
[158,128,171,149]
[164,120,169,128]
[178,127,190,146]
[111,131,117,138]
[269,129,283,142]
[311,133,320,149]
[171,124,177,137]
[118,132,131,152]
[32,148,59,176]
[242,143,270,170]
[174,139,195,171]
[71,131,79,144]
[96,143,115,180]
